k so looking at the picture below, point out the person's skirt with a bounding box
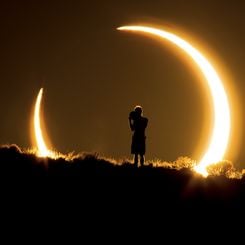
[131,134,146,155]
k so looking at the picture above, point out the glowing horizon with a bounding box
[118,25,231,177]
[34,88,53,158]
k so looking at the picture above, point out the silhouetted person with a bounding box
[129,105,148,167]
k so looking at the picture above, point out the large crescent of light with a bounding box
[34,88,51,157]
[118,26,231,176]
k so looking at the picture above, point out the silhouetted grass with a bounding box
[1,144,245,213]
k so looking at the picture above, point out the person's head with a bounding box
[134,105,143,117]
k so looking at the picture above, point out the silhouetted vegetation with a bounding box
[1,144,245,213]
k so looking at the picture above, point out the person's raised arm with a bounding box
[129,117,134,131]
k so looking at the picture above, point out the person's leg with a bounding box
[140,154,144,166]
[134,154,138,167]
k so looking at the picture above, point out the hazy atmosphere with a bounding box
[1,1,245,167]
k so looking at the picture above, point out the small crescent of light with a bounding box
[117,26,231,176]
[34,88,51,157]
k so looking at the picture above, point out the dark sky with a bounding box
[1,0,245,167]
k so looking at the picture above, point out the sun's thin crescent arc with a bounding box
[34,88,51,157]
[117,26,231,176]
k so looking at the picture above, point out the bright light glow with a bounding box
[118,26,231,177]
[34,88,53,157]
